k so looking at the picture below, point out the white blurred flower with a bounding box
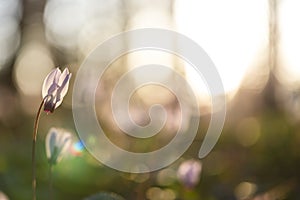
[45,127,72,165]
[177,159,202,188]
[42,67,71,113]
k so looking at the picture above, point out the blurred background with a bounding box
[1,0,300,199]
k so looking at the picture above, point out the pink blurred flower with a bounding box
[0,191,9,200]
[177,159,202,188]
[42,67,71,113]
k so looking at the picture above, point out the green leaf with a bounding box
[83,192,126,200]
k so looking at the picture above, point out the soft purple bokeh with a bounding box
[177,159,202,188]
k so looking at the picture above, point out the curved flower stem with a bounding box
[32,99,45,200]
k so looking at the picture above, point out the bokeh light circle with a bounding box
[72,28,226,172]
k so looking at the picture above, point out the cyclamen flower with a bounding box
[42,68,71,113]
[45,127,72,165]
[177,159,202,189]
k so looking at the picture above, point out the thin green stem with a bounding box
[32,99,45,200]
[49,163,53,200]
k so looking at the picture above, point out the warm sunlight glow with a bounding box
[174,0,268,97]
[14,43,54,96]
[277,0,300,87]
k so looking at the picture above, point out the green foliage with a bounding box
[84,192,125,200]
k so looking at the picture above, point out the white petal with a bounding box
[56,132,72,162]
[58,68,69,86]
[57,131,72,147]
[45,127,58,159]
[42,68,61,98]
[57,68,71,99]
[42,68,57,98]
[54,98,63,110]
[53,68,71,109]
